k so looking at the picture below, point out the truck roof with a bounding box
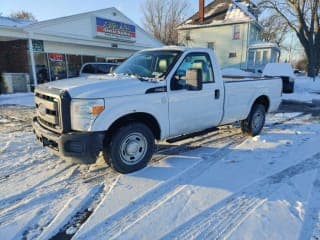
[141,46,211,53]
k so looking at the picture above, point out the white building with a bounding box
[0,8,162,92]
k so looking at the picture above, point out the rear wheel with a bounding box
[103,123,155,173]
[240,104,266,136]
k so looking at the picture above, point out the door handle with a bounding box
[214,89,220,99]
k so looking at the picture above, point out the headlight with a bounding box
[70,99,105,131]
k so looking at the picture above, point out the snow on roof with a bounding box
[180,0,257,27]
[0,16,35,28]
[204,3,227,18]
[249,42,280,49]
[228,0,256,21]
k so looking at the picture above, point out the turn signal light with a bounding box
[91,105,105,115]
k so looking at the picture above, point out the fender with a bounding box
[91,93,170,139]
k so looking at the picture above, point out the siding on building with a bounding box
[178,23,249,68]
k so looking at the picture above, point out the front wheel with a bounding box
[103,123,155,174]
[240,104,266,136]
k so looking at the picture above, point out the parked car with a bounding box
[33,47,282,173]
[263,63,295,93]
[80,62,119,77]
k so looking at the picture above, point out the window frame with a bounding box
[170,52,215,91]
[233,25,241,40]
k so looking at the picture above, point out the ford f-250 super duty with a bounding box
[32,47,282,173]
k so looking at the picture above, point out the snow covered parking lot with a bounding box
[1,77,320,240]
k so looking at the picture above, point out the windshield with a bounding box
[114,50,181,79]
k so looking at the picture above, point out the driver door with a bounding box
[168,52,223,137]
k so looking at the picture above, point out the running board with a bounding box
[166,127,219,143]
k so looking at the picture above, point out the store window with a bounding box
[34,53,50,84]
[67,55,82,78]
[96,57,106,62]
[48,53,67,80]
[82,55,96,64]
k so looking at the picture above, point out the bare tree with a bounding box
[259,0,320,77]
[294,54,308,71]
[141,0,189,45]
[259,14,290,47]
[10,10,37,21]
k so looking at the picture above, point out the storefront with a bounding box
[0,8,163,92]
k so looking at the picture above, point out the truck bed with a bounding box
[220,76,282,125]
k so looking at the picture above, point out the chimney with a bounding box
[199,0,204,24]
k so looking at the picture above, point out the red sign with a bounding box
[49,53,64,62]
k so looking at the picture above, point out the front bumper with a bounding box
[32,117,104,164]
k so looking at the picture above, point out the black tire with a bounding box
[240,104,266,136]
[103,123,155,174]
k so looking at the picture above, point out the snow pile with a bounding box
[0,93,34,106]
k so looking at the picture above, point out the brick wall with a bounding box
[0,40,29,73]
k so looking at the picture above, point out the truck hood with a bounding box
[38,74,166,98]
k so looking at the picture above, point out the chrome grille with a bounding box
[35,91,61,132]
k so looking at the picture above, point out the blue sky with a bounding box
[1,0,199,27]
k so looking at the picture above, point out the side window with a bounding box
[171,53,214,90]
[96,64,108,74]
[82,64,95,74]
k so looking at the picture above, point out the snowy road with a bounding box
[1,104,320,240]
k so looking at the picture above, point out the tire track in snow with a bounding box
[48,176,120,240]
[0,188,68,226]
[76,134,246,240]
[163,152,320,240]
[0,163,78,210]
[298,169,320,240]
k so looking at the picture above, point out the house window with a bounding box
[207,42,214,50]
[229,52,237,58]
[248,50,254,66]
[262,50,268,64]
[185,31,191,41]
[233,25,240,40]
[256,51,262,64]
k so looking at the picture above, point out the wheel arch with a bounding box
[252,95,270,112]
[106,112,161,140]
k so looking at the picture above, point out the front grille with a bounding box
[35,91,61,133]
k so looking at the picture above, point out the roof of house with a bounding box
[181,0,258,27]
[0,16,35,28]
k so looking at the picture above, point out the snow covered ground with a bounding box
[283,76,320,103]
[0,93,34,107]
[0,76,320,239]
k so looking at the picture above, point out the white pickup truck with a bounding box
[33,47,282,173]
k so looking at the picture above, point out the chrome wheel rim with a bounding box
[120,133,148,165]
[252,110,264,133]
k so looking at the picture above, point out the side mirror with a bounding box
[186,68,203,91]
